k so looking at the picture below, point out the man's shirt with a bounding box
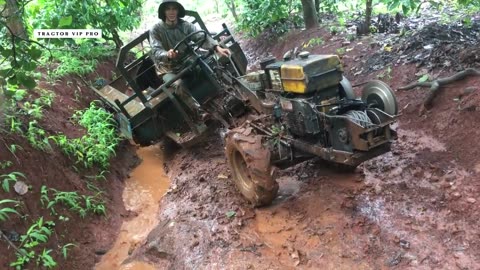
[150,19,218,72]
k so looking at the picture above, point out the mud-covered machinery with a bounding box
[90,10,397,207]
[224,52,398,206]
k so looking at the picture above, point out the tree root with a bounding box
[398,68,480,115]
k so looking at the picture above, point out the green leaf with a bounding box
[47,201,56,209]
[2,181,9,192]
[418,74,429,83]
[7,76,17,85]
[30,48,42,60]
[59,16,73,27]
[18,76,37,89]
[23,62,37,72]
[14,89,27,101]
[0,199,19,205]
[0,0,5,6]
[226,211,236,218]
[1,49,12,58]
[30,232,48,242]
[0,208,19,214]
[61,243,76,259]
[0,69,10,77]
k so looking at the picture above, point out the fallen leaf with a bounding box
[226,211,236,218]
[217,174,228,180]
[14,181,28,195]
[418,74,429,83]
[466,198,476,204]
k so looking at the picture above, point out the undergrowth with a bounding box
[1,86,117,269]
[51,102,120,169]
[40,41,115,80]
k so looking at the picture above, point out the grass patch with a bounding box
[40,42,115,80]
[51,102,120,169]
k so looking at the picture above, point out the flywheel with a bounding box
[361,80,398,115]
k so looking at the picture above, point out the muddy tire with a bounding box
[225,132,278,207]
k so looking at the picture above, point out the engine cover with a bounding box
[264,54,343,94]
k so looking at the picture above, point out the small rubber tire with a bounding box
[225,132,278,206]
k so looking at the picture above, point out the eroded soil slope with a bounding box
[0,61,139,269]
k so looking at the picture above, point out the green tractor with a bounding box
[92,11,398,206]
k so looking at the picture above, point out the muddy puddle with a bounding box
[96,144,169,270]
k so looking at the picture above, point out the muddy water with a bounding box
[96,145,169,270]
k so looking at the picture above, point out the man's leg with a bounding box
[163,73,203,120]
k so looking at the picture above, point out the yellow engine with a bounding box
[265,53,343,94]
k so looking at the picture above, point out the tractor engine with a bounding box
[262,53,348,143]
[247,52,397,156]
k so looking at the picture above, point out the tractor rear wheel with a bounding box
[225,132,278,206]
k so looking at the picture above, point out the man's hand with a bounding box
[167,49,178,59]
[215,46,231,58]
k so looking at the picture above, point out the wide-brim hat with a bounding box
[158,0,185,21]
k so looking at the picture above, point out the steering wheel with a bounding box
[172,30,207,56]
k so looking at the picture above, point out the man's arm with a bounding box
[184,22,231,57]
[149,25,169,64]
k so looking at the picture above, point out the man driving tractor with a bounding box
[149,0,231,120]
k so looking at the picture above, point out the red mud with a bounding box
[2,20,479,270]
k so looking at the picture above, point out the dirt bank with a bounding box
[0,60,138,269]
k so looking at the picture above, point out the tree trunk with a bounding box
[365,0,372,33]
[301,0,319,29]
[225,0,238,22]
[213,0,219,13]
[5,0,27,39]
[111,29,123,49]
[314,0,320,13]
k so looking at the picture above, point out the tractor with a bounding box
[91,11,398,206]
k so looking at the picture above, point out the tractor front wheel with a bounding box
[225,131,278,207]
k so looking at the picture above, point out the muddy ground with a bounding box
[1,9,479,270]
[124,15,480,270]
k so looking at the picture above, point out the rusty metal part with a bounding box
[361,80,398,115]
[291,139,391,167]
[341,109,396,151]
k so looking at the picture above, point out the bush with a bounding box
[238,0,302,37]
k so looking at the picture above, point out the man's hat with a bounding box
[158,0,185,21]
